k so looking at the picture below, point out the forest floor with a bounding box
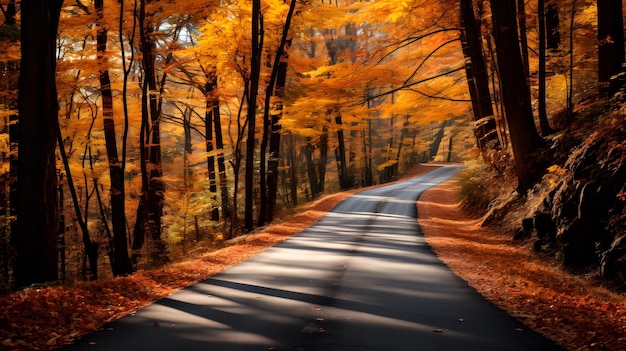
[1,164,625,351]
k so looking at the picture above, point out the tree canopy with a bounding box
[0,0,618,290]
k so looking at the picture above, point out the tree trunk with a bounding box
[490,0,544,191]
[244,0,262,233]
[14,0,64,288]
[537,0,554,136]
[205,80,219,221]
[517,0,530,78]
[302,142,320,197]
[458,0,500,153]
[317,128,329,192]
[96,0,133,277]
[335,114,349,190]
[213,103,230,222]
[56,127,99,281]
[546,4,561,50]
[597,0,625,96]
[286,134,298,206]
[260,0,296,225]
[137,0,168,265]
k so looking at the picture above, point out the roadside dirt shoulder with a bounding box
[417,177,626,351]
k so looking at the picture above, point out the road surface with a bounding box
[63,165,563,351]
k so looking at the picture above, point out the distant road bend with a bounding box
[64,165,563,351]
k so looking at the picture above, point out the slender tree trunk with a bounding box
[537,0,554,136]
[260,0,296,225]
[546,4,561,50]
[244,0,262,232]
[95,0,133,276]
[137,0,168,264]
[317,128,329,192]
[214,104,230,221]
[13,0,64,288]
[302,143,320,197]
[567,0,577,118]
[205,80,219,221]
[335,114,349,189]
[518,0,530,78]
[56,128,99,281]
[597,0,625,96]
[265,62,287,221]
[490,0,544,191]
[286,134,298,206]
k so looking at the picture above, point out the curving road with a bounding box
[64,165,563,351]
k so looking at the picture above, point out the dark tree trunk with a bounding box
[260,0,296,225]
[517,0,530,78]
[537,0,554,136]
[458,0,500,153]
[136,0,168,265]
[244,0,262,233]
[96,0,133,277]
[213,104,230,221]
[317,129,329,192]
[335,114,349,190]
[286,134,298,206]
[302,143,320,197]
[490,0,544,191]
[597,0,625,96]
[205,80,219,221]
[56,127,99,281]
[546,4,561,50]
[14,0,64,288]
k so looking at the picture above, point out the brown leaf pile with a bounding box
[418,178,626,351]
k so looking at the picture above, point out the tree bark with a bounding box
[537,0,554,136]
[335,114,349,189]
[302,142,320,197]
[136,0,168,265]
[490,0,544,191]
[244,0,262,232]
[14,0,64,288]
[213,102,230,222]
[458,0,500,153]
[517,0,530,78]
[96,0,133,276]
[546,4,561,50]
[205,79,219,221]
[260,0,296,225]
[597,0,625,96]
[265,47,290,220]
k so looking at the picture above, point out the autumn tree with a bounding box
[243,0,262,233]
[258,0,297,225]
[134,0,170,264]
[95,0,133,276]
[13,0,64,287]
[490,0,544,191]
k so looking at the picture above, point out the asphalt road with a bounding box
[63,165,564,351]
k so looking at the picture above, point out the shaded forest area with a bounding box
[0,0,624,306]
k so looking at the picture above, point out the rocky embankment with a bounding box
[518,111,625,288]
